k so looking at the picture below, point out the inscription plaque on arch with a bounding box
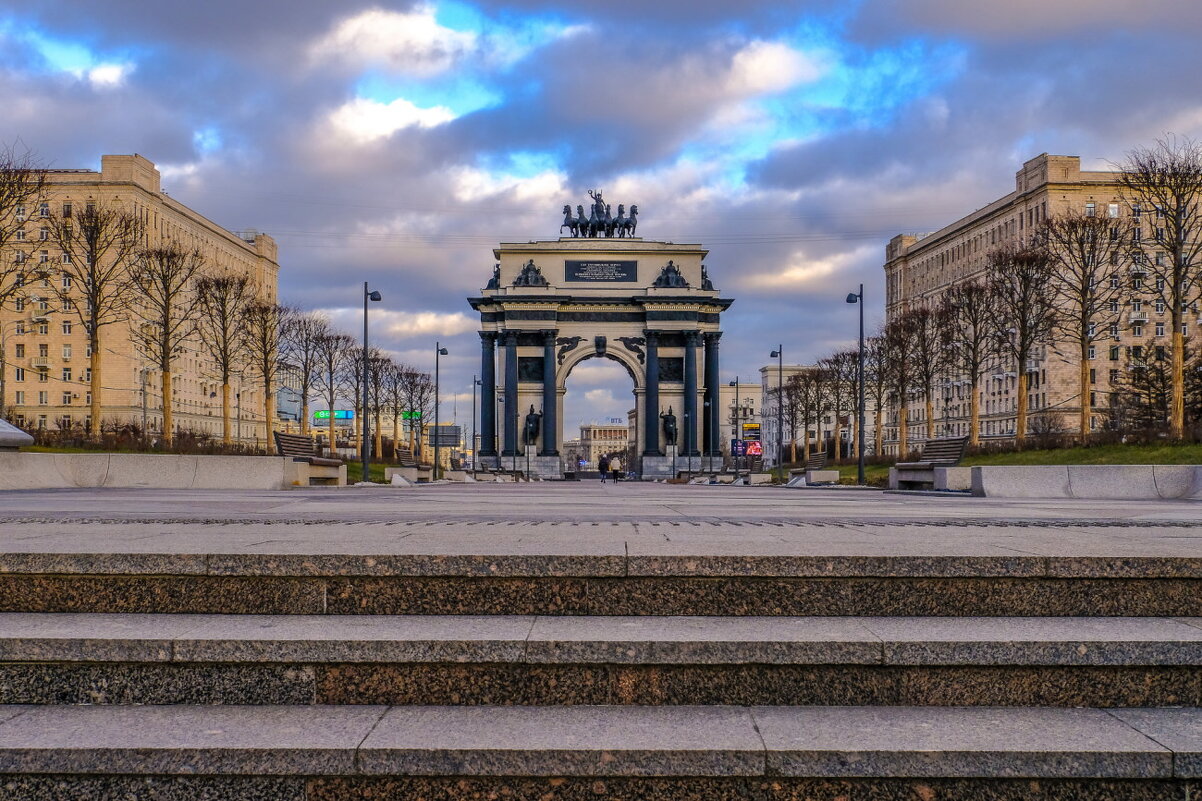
[565,260,637,282]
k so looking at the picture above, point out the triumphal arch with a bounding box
[468,191,732,478]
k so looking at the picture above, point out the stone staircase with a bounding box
[1,518,1201,799]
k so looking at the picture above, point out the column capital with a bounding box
[643,329,660,343]
[703,331,723,343]
[479,331,498,344]
[684,330,702,347]
[540,328,558,343]
[502,330,519,345]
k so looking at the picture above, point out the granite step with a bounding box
[3,614,1202,706]
[0,704,1199,800]
[2,549,1199,616]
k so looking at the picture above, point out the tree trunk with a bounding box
[802,428,810,462]
[898,403,908,458]
[1016,372,1028,443]
[925,397,935,440]
[789,435,797,463]
[263,378,274,446]
[328,414,337,459]
[969,385,980,447]
[301,399,310,436]
[833,419,843,464]
[374,410,383,460]
[1171,327,1185,439]
[1079,345,1091,439]
[220,382,231,444]
[161,370,173,446]
[89,330,102,437]
[354,406,362,451]
[874,407,883,457]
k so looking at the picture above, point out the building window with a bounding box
[1184,324,1190,336]
[38,227,48,241]
[1157,345,1166,360]
[1088,345,1096,360]
[1133,345,1144,359]
[62,344,71,359]
[61,253,71,264]
[37,323,48,335]
[62,203,72,218]
[1133,299,1143,312]
[61,392,72,406]
[15,230,24,242]
[14,298,23,312]
[38,371,47,383]
[14,368,24,382]
[1133,325,1143,337]
[61,275,71,289]
[37,391,48,405]
[1089,368,1096,384]
[1109,323,1119,339]
[14,344,24,358]
[1109,369,1119,383]
[1108,203,1120,218]
[61,321,71,335]
[1156,322,1165,337]
[37,415,46,429]
[39,202,49,217]
[1109,274,1120,288]
[14,391,24,405]
[1156,300,1165,314]
[39,250,48,263]
[1132,203,1142,218]
[37,344,48,358]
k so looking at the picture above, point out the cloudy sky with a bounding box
[5,0,1202,430]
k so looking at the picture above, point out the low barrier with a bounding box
[971,464,1202,499]
[0,452,303,490]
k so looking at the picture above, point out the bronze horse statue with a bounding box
[618,204,638,238]
[560,205,582,238]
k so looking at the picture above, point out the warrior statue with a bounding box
[661,406,678,447]
[523,405,542,445]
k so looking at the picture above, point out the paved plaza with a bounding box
[1,482,1201,799]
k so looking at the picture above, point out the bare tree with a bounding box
[340,346,367,450]
[0,145,47,308]
[366,352,392,459]
[906,307,946,441]
[780,372,804,463]
[47,201,145,434]
[988,244,1058,444]
[129,243,204,445]
[280,311,331,436]
[938,280,997,446]
[314,332,355,455]
[243,301,289,446]
[195,274,252,444]
[819,350,858,462]
[399,365,435,463]
[792,366,830,462]
[1118,135,1202,439]
[883,314,918,457]
[1039,212,1128,438]
[864,333,889,455]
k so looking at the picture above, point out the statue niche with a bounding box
[513,259,549,287]
[523,405,542,445]
[652,260,689,288]
[661,406,678,447]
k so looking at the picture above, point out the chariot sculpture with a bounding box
[560,191,638,238]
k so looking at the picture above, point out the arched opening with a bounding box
[561,355,637,473]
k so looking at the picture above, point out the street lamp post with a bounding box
[846,283,866,485]
[769,346,783,469]
[361,283,382,483]
[728,378,740,477]
[472,376,479,472]
[433,342,448,480]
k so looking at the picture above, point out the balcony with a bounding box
[30,357,51,370]
[29,314,49,324]
[1129,312,1149,324]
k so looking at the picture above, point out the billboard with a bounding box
[427,425,462,447]
[745,441,763,456]
[741,422,761,441]
[313,409,354,421]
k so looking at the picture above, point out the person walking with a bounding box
[598,454,610,483]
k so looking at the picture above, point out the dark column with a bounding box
[540,329,558,456]
[684,331,700,456]
[502,330,518,456]
[643,330,660,456]
[704,332,722,455]
[478,332,497,457]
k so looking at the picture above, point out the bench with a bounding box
[889,436,970,490]
[273,432,346,486]
[804,452,840,485]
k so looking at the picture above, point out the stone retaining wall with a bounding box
[971,465,1202,500]
[0,452,298,490]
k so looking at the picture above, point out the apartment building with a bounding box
[0,154,280,441]
[881,153,1198,449]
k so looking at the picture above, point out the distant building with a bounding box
[719,381,759,462]
[0,154,279,441]
[576,421,628,469]
[882,153,1199,448]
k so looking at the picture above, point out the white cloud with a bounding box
[585,388,615,404]
[726,41,826,96]
[742,244,878,290]
[309,6,476,77]
[382,310,476,338]
[86,62,132,88]
[327,96,456,143]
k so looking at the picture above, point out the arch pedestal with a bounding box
[469,238,731,479]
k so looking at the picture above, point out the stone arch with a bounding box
[557,347,644,393]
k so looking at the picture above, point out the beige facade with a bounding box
[0,155,279,441]
[882,153,1199,449]
[576,421,628,469]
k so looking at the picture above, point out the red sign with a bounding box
[745,441,763,456]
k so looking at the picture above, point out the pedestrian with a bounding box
[598,454,610,483]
